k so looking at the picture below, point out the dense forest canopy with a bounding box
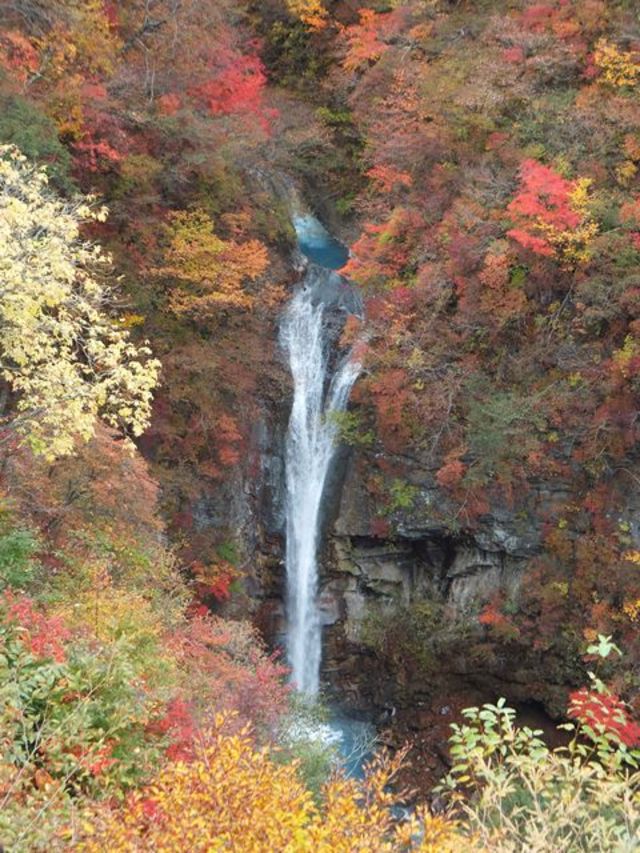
[1,0,640,849]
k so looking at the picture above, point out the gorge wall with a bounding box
[122,0,640,787]
[252,413,581,713]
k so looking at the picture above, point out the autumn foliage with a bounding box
[3,0,640,847]
[286,0,329,30]
[507,159,598,264]
[0,447,291,848]
[79,717,462,852]
[569,688,640,748]
[156,209,268,314]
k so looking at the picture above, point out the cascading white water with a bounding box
[281,275,360,695]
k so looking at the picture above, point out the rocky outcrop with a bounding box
[314,448,580,717]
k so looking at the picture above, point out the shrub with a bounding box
[327,410,375,447]
[441,637,640,851]
[360,599,448,674]
[0,593,169,853]
[78,715,415,851]
[0,96,73,192]
[0,525,39,590]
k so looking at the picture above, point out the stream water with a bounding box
[292,212,350,270]
[281,292,360,694]
[281,205,373,771]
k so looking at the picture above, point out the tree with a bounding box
[0,145,160,458]
[342,9,398,73]
[191,53,270,120]
[593,39,639,88]
[285,0,328,29]
[79,716,434,851]
[156,208,268,315]
[507,159,598,266]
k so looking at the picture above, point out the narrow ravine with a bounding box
[280,208,359,695]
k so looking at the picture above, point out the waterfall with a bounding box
[281,271,360,695]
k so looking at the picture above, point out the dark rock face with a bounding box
[313,447,579,717]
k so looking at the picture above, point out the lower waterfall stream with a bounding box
[280,205,373,773]
[281,283,360,695]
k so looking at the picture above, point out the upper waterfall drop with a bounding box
[281,210,360,695]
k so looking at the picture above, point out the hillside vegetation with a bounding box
[1,0,640,849]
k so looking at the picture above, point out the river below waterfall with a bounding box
[281,201,373,776]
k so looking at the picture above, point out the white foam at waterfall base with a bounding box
[292,213,332,247]
[281,282,360,696]
[282,717,343,749]
[281,712,375,779]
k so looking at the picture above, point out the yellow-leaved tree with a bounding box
[156,209,268,315]
[0,145,160,458]
[286,0,329,29]
[79,716,464,851]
